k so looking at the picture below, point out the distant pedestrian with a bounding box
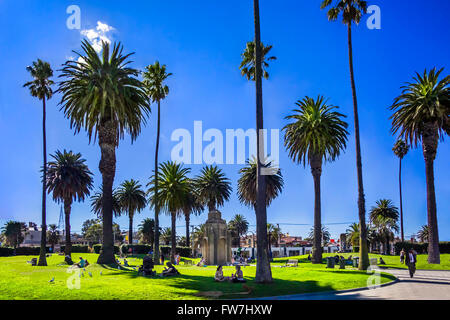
[405,249,417,278]
[160,253,165,265]
[400,248,406,264]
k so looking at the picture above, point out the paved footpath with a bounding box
[257,269,450,300]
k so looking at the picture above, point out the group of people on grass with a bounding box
[214,265,246,283]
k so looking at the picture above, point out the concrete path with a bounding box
[257,269,450,300]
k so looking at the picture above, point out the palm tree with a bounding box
[417,225,429,243]
[58,40,150,264]
[321,0,370,270]
[182,183,204,247]
[390,68,449,264]
[138,218,157,246]
[228,214,250,244]
[148,161,190,263]
[194,165,232,212]
[237,158,284,209]
[392,139,409,241]
[142,61,172,264]
[90,187,121,219]
[307,226,331,246]
[46,224,60,252]
[192,224,206,249]
[46,150,93,256]
[346,222,360,249]
[283,96,348,263]
[1,221,26,250]
[267,223,282,247]
[239,0,274,283]
[116,179,147,245]
[160,227,172,246]
[369,199,399,255]
[23,59,54,266]
[239,42,276,81]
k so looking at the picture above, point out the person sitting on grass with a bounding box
[214,265,230,282]
[231,265,246,283]
[76,257,86,268]
[161,262,180,277]
[196,257,206,267]
[123,259,129,267]
[139,255,155,276]
[65,255,74,265]
[379,257,386,265]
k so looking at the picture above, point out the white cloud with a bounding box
[80,21,115,53]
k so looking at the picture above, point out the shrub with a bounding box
[160,246,192,257]
[60,245,90,253]
[352,246,360,253]
[0,247,14,257]
[120,244,152,255]
[14,246,51,255]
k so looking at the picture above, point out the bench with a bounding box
[184,260,193,265]
[285,259,298,267]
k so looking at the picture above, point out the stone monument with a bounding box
[200,209,232,265]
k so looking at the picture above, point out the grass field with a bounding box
[0,253,397,300]
[272,253,450,270]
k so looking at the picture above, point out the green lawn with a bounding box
[273,253,450,270]
[0,253,396,300]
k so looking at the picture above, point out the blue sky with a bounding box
[0,0,449,241]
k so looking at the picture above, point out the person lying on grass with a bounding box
[231,265,246,283]
[161,262,180,277]
[214,265,230,282]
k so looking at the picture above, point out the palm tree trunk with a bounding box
[399,157,404,242]
[64,198,72,256]
[422,123,440,264]
[97,120,117,265]
[128,214,133,245]
[171,211,176,263]
[253,0,272,283]
[311,155,322,264]
[347,23,369,270]
[38,96,47,266]
[153,99,161,265]
[185,213,190,247]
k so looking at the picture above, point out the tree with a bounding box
[182,183,204,247]
[138,218,157,246]
[267,223,282,247]
[90,187,121,219]
[392,139,409,242]
[116,179,147,245]
[228,214,250,247]
[307,226,331,246]
[346,222,360,248]
[160,227,172,246]
[46,224,60,252]
[242,0,277,283]
[82,219,101,237]
[148,161,190,263]
[239,42,276,81]
[417,225,429,243]
[58,40,150,264]
[390,68,449,264]
[46,150,93,256]
[283,96,348,263]
[369,199,399,255]
[23,59,54,266]
[85,223,103,243]
[237,158,284,209]
[1,221,26,249]
[194,165,232,212]
[142,61,172,265]
[321,0,370,270]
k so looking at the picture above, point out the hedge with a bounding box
[120,244,152,255]
[394,241,450,255]
[60,245,90,253]
[92,244,120,254]
[0,247,14,256]
[160,246,192,257]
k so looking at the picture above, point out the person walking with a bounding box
[405,249,417,278]
[400,248,406,264]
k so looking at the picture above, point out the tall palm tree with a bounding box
[267,223,282,247]
[321,0,370,270]
[390,68,449,264]
[90,187,121,219]
[192,223,206,250]
[116,179,147,245]
[182,183,204,247]
[138,218,157,246]
[239,42,276,81]
[46,150,93,256]
[58,40,150,264]
[142,61,172,264]
[307,226,331,246]
[160,227,173,246]
[194,165,232,212]
[346,222,360,249]
[417,225,429,243]
[392,139,409,241]
[46,224,60,253]
[147,161,190,263]
[369,199,399,255]
[283,96,348,263]
[23,59,54,266]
